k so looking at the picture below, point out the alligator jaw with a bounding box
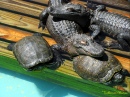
[67,34,105,57]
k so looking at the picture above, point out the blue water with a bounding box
[0,68,94,97]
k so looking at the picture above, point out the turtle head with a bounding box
[67,34,104,57]
[112,73,124,83]
[112,69,130,83]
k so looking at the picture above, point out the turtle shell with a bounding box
[13,35,53,69]
[73,51,122,83]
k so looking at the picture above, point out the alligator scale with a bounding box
[39,0,104,57]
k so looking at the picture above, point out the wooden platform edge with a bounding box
[0,53,129,97]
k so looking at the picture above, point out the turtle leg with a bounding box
[103,81,112,85]
[46,44,64,69]
[7,43,15,51]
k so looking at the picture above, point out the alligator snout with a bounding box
[90,46,104,57]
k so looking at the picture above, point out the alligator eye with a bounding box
[76,9,81,13]
[80,41,89,46]
[67,8,81,13]
[67,8,75,12]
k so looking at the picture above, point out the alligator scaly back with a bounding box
[48,4,130,51]
[39,0,104,57]
[90,5,130,51]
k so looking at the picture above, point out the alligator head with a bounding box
[66,34,104,57]
[49,3,90,27]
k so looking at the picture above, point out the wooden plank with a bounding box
[26,0,48,5]
[0,1,42,17]
[0,25,55,45]
[12,0,46,10]
[107,7,130,18]
[0,10,49,35]
[88,0,130,11]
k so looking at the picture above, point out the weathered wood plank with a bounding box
[26,0,48,5]
[0,25,55,45]
[0,1,42,17]
[88,0,130,11]
[12,0,46,10]
[107,7,130,18]
[0,24,130,73]
[0,10,49,35]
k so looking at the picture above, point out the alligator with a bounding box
[49,4,130,51]
[38,0,104,57]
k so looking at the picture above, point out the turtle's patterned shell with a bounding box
[13,36,53,68]
[73,51,122,83]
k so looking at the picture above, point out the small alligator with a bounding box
[38,0,104,57]
[50,4,130,51]
[89,5,130,51]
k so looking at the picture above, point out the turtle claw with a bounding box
[46,52,64,70]
[47,56,63,70]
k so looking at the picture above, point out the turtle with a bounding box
[73,51,130,85]
[7,33,63,70]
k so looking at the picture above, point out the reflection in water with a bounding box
[0,68,94,97]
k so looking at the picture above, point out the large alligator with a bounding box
[49,4,130,51]
[38,0,104,57]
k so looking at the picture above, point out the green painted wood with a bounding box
[0,53,129,97]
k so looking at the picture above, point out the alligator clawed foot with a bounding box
[90,36,94,42]
[38,21,46,30]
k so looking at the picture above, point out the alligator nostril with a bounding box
[49,7,55,13]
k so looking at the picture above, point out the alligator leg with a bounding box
[89,24,101,39]
[117,33,130,51]
[38,7,50,29]
[100,40,123,50]
[96,5,106,11]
